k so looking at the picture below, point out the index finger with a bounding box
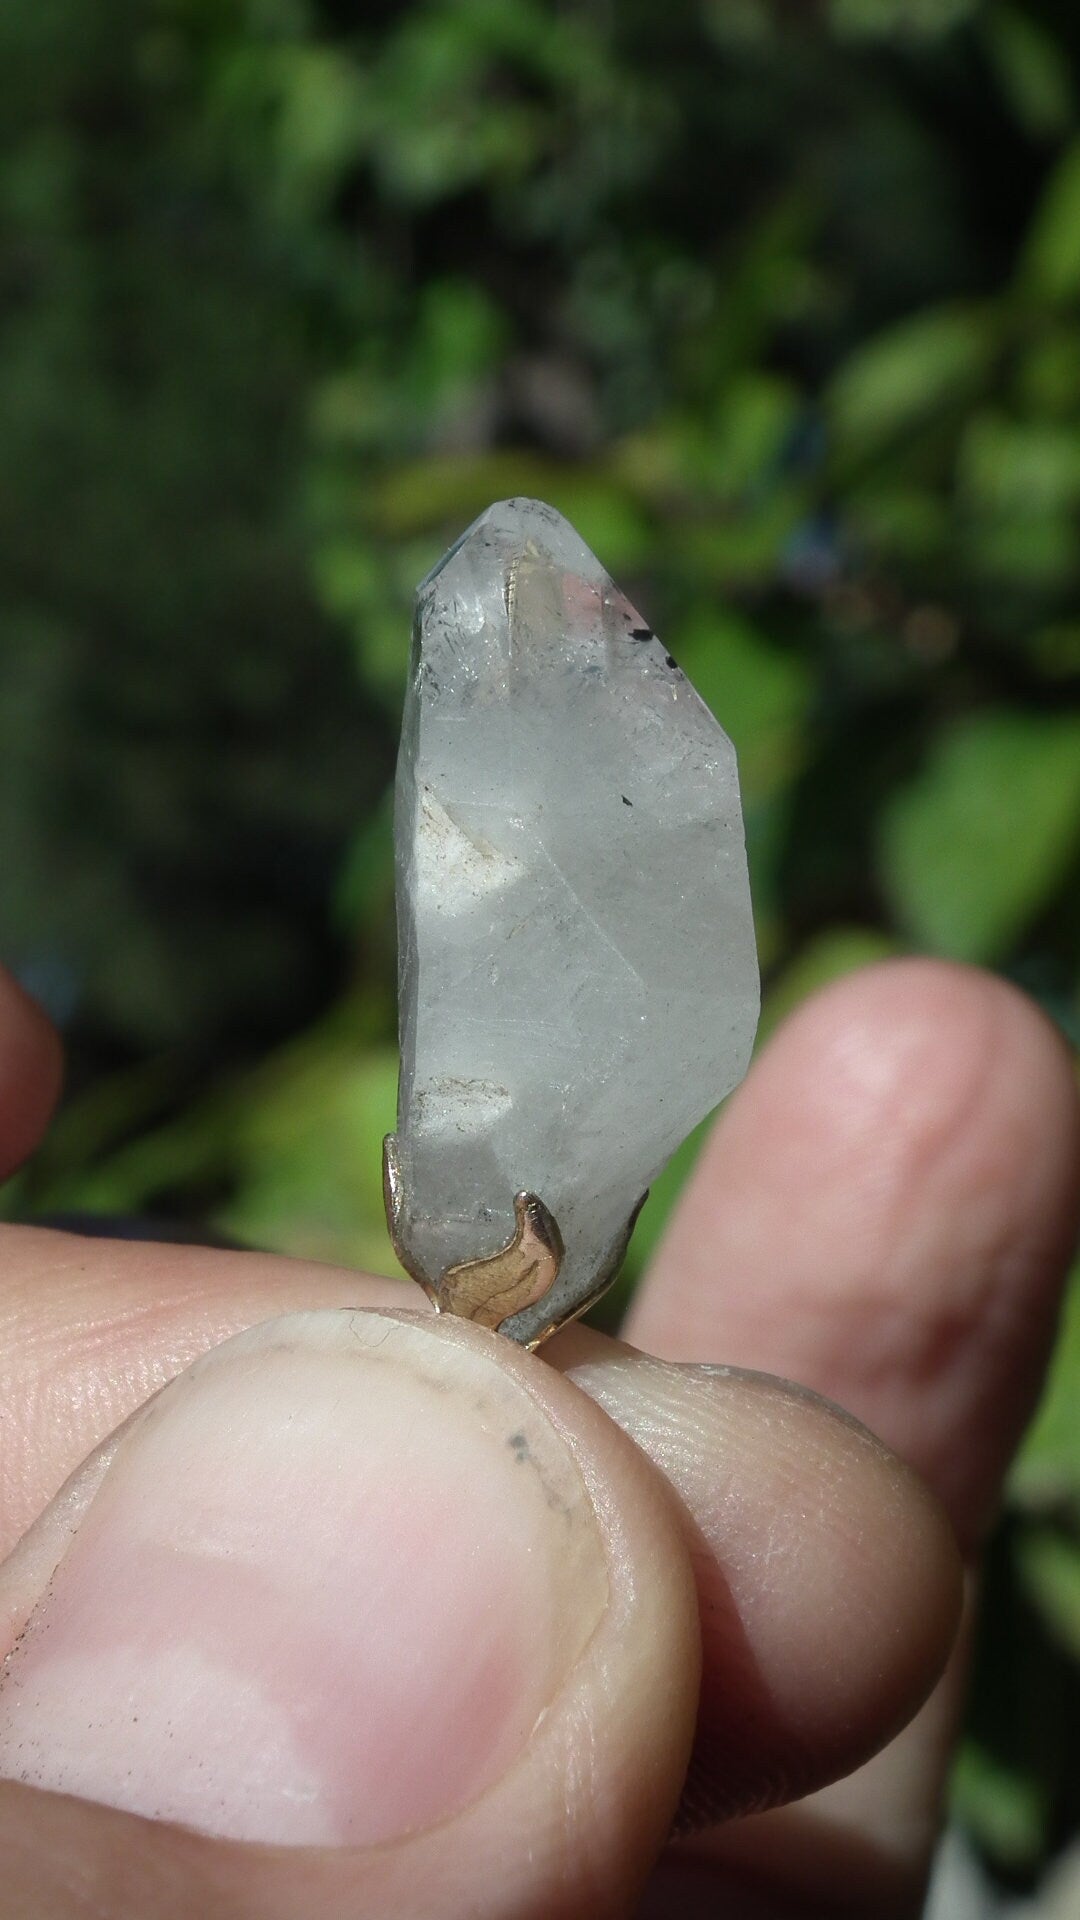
[628,959,1080,1551]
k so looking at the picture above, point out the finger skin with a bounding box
[0,1227,408,1556]
[550,1330,962,1824]
[0,969,62,1180]
[0,1311,701,1920]
[0,1227,961,1846]
[628,960,1080,1913]
[630,960,1080,1551]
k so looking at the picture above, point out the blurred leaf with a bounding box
[208,42,373,222]
[830,0,980,41]
[951,1738,1050,1873]
[672,492,807,589]
[845,482,948,563]
[1021,137,1080,303]
[1017,1527,1080,1659]
[959,412,1080,518]
[702,0,775,53]
[216,1035,402,1275]
[963,505,1077,589]
[827,305,994,456]
[1018,327,1080,415]
[410,278,509,405]
[1013,1271,1080,1508]
[674,608,812,802]
[1033,621,1080,678]
[879,710,1080,961]
[983,6,1075,142]
[371,456,653,572]
[958,411,1080,588]
[334,787,396,939]
[698,374,801,500]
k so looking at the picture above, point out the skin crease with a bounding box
[0,957,1075,1918]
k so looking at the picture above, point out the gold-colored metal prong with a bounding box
[383,1135,563,1333]
[519,1188,649,1349]
[439,1191,563,1331]
[381,1145,646,1348]
[382,1133,439,1306]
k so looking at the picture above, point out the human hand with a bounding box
[0,959,1075,1918]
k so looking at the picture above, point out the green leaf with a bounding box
[1033,622,1080,679]
[1016,1526,1080,1659]
[672,608,812,804]
[1021,137,1080,303]
[1018,328,1080,416]
[958,412,1080,518]
[672,492,806,590]
[827,304,994,456]
[957,412,1080,587]
[878,710,1080,962]
[951,1737,1049,1872]
[1013,1271,1080,1507]
[829,0,979,42]
[334,788,395,937]
[983,6,1075,142]
[698,374,800,500]
[845,483,948,564]
[371,456,652,572]
[216,1035,402,1276]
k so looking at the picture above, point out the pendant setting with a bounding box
[384,498,759,1347]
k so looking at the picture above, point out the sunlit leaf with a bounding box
[959,412,1080,517]
[216,1033,402,1276]
[371,456,652,572]
[879,710,1080,961]
[673,608,812,802]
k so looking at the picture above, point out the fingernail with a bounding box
[0,1312,608,1845]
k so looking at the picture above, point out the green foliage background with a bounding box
[2,0,1080,1885]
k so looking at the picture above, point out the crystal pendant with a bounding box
[384,498,759,1346]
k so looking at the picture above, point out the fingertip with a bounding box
[632,959,1080,1547]
[791,957,1079,1194]
[0,967,63,1178]
[554,1335,963,1824]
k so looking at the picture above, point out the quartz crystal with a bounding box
[390,497,759,1344]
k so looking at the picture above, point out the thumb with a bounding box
[0,1310,699,1920]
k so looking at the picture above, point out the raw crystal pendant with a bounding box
[384,498,759,1347]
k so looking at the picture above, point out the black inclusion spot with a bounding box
[665,653,679,669]
[630,626,653,641]
[622,794,633,806]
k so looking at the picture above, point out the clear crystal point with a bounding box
[389,497,759,1343]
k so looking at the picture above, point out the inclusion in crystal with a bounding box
[388,498,759,1345]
